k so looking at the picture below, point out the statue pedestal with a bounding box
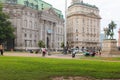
[102,39,120,55]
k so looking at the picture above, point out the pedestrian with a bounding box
[91,51,96,57]
[42,48,47,57]
[72,49,76,58]
[68,49,71,54]
[0,44,4,56]
[81,47,85,52]
[98,49,101,56]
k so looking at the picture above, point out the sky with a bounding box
[44,0,120,40]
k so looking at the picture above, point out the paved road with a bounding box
[3,52,83,59]
[2,51,120,59]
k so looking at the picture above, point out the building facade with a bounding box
[67,0,101,50]
[118,29,120,47]
[0,0,64,51]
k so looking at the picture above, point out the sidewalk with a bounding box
[3,52,120,59]
[3,52,82,59]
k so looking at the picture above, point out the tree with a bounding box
[38,40,45,48]
[0,4,15,44]
[60,42,64,48]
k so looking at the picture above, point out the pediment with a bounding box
[43,8,58,17]
[42,7,63,22]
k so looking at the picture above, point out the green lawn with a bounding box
[0,56,120,80]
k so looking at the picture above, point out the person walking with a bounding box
[98,49,101,56]
[0,44,4,56]
[72,49,76,58]
[91,51,96,57]
[42,48,47,57]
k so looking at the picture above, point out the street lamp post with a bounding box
[64,0,67,47]
[63,0,67,54]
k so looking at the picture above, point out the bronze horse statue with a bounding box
[104,21,116,39]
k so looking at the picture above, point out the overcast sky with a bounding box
[44,0,120,39]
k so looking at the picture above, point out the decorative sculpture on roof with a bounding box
[104,21,116,39]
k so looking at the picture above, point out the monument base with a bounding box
[102,51,120,55]
[102,39,120,55]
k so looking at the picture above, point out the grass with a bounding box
[0,56,120,80]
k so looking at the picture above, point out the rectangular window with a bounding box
[35,5,38,10]
[6,0,17,4]
[41,4,44,10]
[24,33,27,37]
[30,3,34,8]
[24,1,29,6]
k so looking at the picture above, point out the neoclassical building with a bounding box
[0,0,64,51]
[67,0,101,50]
[118,29,120,47]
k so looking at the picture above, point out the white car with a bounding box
[71,48,79,54]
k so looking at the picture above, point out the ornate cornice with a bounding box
[67,12,101,19]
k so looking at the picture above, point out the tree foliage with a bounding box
[0,4,15,43]
[61,42,64,48]
[38,40,45,48]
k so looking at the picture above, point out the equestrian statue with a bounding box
[104,21,116,39]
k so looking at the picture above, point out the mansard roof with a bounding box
[69,1,98,9]
[0,0,63,19]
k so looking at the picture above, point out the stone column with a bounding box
[40,22,43,40]
[54,24,57,51]
[45,21,47,48]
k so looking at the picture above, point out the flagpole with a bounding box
[64,0,67,47]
